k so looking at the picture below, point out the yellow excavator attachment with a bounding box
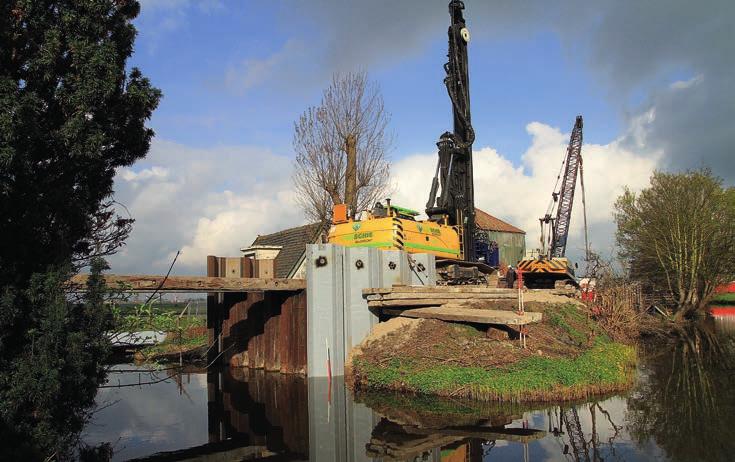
[327,202,462,260]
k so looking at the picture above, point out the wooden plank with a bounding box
[382,306,542,325]
[363,286,516,296]
[402,425,546,444]
[367,298,523,307]
[366,292,518,301]
[368,299,457,307]
[69,274,306,292]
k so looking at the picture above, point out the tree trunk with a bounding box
[344,133,358,218]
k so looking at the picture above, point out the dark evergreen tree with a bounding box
[0,1,160,458]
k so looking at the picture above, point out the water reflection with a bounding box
[85,367,636,461]
[82,317,735,461]
[709,308,735,335]
[82,365,210,461]
[627,322,735,462]
[207,367,308,459]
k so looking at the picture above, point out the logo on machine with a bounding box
[352,222,361,231]
[416,224,423,233]
[354,231,373,242]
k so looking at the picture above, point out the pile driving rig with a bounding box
[328,0,492,283]
[517,115,588,289]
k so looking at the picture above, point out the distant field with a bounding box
[712,292,735,305]
[113,302,206,316]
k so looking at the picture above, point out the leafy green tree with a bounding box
[614,170,735,316]
[0,0,160,458]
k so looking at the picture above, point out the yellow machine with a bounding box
[517,256,575,288]
[328,201,462,260]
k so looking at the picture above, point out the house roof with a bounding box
[475,208,525,234]
[250,223,324,278]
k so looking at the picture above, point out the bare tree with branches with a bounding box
[292,72,392,223]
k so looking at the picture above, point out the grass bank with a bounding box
[351,303,637,402]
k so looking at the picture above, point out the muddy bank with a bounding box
[349,302,636,402]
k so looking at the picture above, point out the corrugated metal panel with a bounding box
[487,230,526,267]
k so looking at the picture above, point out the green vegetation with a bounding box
[615,169,735,316]
[711,292,735,305]
[354,340,635,402]
[0,1,160,458]
[113,303,207,362]
[112,302,204,333]
[548,307,589,345]
[139,329,208,358]
[114,301,206,317]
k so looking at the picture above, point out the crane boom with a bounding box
[551,116,583,258]
[425,0,476,262]
[518,116,584,289]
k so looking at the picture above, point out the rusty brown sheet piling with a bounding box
[207,256,307,375]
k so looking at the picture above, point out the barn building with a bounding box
[475,208,526,268]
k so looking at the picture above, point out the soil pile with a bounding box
[350,302,636,402]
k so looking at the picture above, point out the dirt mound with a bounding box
[351,302,595,372]
[346,317,422,376]
[350,302,637,402]
[363,317,422,346]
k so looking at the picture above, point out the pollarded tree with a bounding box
[292,72,392,223]
[614,170,735,316]
[0,1,160,457]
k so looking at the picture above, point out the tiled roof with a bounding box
[475,208,525,234]
[251,223,324,278]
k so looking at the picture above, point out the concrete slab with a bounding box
[382,305,542,325]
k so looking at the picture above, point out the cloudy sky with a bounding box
[110,0,734,275]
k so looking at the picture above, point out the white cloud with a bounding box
[108,139,303,275]
[391,121,659,262]
[120,166,169,182]
[670,74,703,90]
[175,189,298,268]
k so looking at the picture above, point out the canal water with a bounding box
[82,319,735,462]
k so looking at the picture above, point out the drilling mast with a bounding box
[425,0,477,262]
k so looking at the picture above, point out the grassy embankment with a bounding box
[351,303,636,402]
